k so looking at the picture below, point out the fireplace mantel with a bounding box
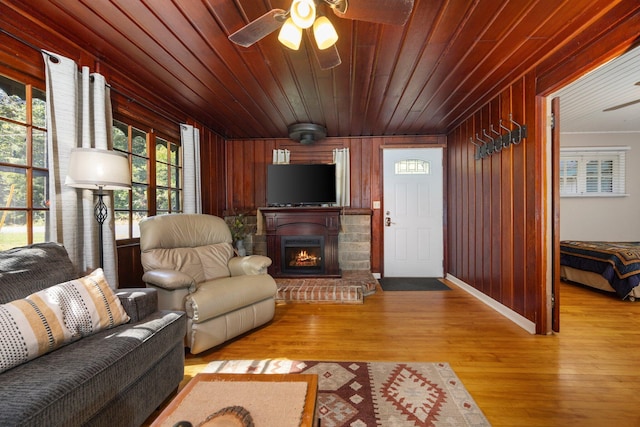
[261,207,341,278]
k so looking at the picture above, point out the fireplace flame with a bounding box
[289,249,321,267]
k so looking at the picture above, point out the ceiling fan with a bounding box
[603,81,640,111]
[228,0,415,70]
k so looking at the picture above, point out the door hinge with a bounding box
[550,113,555,129]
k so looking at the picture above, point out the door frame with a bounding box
[380,145,447,278]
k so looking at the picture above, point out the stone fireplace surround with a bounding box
[234,209,372,273]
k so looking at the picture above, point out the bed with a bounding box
[560,241,640,301]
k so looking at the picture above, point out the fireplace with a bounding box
[262,207,341,278]
[281,236,324,275]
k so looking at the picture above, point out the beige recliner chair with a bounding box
[139,213,277,354]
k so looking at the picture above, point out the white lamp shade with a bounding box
[313,16,339,50]
[278,18,303,50]
[290,0,316,29]
[65,148,131,190]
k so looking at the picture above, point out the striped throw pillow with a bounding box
[0,268,130,373]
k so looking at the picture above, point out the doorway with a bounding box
[383,148,444,277]
[547,44,640,331]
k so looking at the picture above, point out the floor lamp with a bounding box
[65,148,131,269]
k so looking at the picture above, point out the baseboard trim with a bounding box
[446,274,536,334]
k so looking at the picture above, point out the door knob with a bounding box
[385,216,395,227]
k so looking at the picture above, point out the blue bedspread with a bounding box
[560,241,640,299]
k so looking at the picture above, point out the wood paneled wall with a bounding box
[446,74,543,326]
[218,135,446,273]
[445,6,640,333]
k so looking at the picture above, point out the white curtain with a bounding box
[180,124,202,214]
[43,51,119,287]
[333,148,350,206]
[272,149,290,164]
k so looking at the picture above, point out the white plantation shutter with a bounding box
[559,147,628,196]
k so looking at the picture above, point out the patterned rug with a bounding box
[203,359,490,426]
[275,270,378,304]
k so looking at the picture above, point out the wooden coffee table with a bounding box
[151,373,318,427]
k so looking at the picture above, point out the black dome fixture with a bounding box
[288,123,327,144]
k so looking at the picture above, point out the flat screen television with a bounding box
[267,163,337,206]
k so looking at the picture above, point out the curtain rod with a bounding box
[0,26,185,129]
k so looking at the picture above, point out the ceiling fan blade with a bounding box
[228,9,287,47]
[307,30,342,70]
[603,98,640,112]
[329,0,414,26]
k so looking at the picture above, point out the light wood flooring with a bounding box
[150,279,640,426]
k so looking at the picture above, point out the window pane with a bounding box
[170,143,179,165]
[131,128,147,156]
[156,188,169,210]
[395,159,429,175]
[0,75,26,122]
[171,189,180,211]
[0,211,27,250]
[171,166,179,187]
[33,211,46,243]
[132,184,148,211]
[113,121,129,151]
[32,129,47,168]
[32,170,48,209]
[32,88,46,128]
[0,166,27,207]
[114,188,130,210]
[114,211,130,240]
[1,122,27,165]
[156,162,168,187]
[586,176,598,193]
[156,139,168,162]
[132,212,146,238]
[132,156,148,184]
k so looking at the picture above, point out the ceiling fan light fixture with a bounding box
[313,16,338,50]
[278,18,303,50]
[290,0,316,29]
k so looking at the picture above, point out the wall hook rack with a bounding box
[470,115,528,160]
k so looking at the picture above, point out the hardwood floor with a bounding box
[151,279,640,426]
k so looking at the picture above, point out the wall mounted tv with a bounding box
[267,163,337,206]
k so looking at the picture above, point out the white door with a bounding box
[383,148,444,277]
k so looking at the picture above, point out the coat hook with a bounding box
[499,119,512,148]
[490,124,503,152]
[476,133,489,159]
[470,137,482,160]
[510,113,524,144]
[482,129,495,155]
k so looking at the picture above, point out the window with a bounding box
[559,147,628,197]
[0,75,48,250]
[112,120,182,240]
[155,137,182,215]
[395,159,430,175]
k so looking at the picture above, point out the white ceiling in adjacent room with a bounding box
[555,44,640,133]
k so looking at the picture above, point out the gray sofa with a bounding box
[0,242,187,427]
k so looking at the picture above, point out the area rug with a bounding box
[203,359,490,427]
[275,270,378,304]
[379,277,451,291]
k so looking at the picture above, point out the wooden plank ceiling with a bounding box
[2,0,629,139]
